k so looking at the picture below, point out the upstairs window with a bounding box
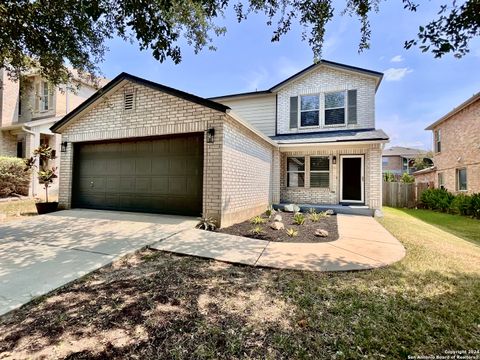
[457,168,467,191]
[300,95,319,127]
[34,81,53,112]
[435,129,441,153]
[310,157,330,188]
[382,157,389,166]
[287,157,305,187]
[325,91,346,125]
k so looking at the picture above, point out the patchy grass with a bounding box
[0,198,37,222]
[0,207,479,359]
[398,208,480,245]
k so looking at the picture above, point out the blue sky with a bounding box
[100,1,479,150]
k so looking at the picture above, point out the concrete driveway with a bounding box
[0,209,197,316]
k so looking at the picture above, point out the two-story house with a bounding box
[382,146,432,178]
[49,60,389,227]
[0,69,104,198]
[422,92,480,193]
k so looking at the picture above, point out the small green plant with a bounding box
[24,144,57,203]
[450,193,472,215]
[293,212,306,225]
[250,225,265,238]
[308,212,322,222]
[286,228,298,237]
[383,172,395,182]
[250,215,266,225]
[421,188,454,212]
[400,172,415,183]
[265,205,276,217]
[196,215,218,231]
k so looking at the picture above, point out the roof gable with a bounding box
[51,72,229,132]
[425,92,480,130]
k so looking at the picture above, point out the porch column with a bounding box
[24,131,39,197]
[271,148,281,203]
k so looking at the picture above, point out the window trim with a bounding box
[298,94,320,129]
[456,168,467,192]
[310,156,330,188]
[434,129,441,153]
[324,90,347,127]
[286,156,306,188]
[438,172,444,189]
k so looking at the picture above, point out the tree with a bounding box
[400,172,415,183]
[1,0,478,85]
[412,152,434,171]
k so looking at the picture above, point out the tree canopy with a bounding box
[0,0,478,85]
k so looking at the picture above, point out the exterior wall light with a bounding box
[332,155,337,165]
[207,128,215,143]
[60,141,68,153]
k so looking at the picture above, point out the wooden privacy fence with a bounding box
[382,181,431,208]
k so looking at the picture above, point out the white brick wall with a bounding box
[56,79,277,227]
[279,143,382,209]
[221,116,275,226]
[277,66,377,134]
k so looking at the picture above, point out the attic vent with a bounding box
[124,90,135,111]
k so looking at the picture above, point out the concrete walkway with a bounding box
[0,210,197,315]
[151,214,406,272]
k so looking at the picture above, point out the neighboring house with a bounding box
[382,146,432,177]
[420,92,480,194]
[50,60,389,227]
[0,69,105,198]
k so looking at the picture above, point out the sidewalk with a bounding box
[151,214,406,272]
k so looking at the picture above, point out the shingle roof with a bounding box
[270,128,389,144]
[425,92,480,130]
[382,146,429,157]
[209,59,383,100]
[51,72,230,132]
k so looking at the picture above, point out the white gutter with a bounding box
[22,126,35,135]
[226,109,278,147]
[278,139,389,150]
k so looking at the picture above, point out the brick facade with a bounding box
[431,97,480,194]
[56,80,277,227]
[276,66,377,134]
[280,143,382,209]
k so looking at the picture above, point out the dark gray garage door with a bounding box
[72,134,203,216]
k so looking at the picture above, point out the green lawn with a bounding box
[398,208,480,245]
[1,207,479,359]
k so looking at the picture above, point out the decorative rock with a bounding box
[273,214,283,222]
[325,209,334,215]
[284,204,300,213]
[315,229,329,237]
[374,209,384,218]
[270,221,285,230]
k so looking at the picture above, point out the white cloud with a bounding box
[383,67,413,81]
[243,67,269,91]
[390,55,404,63]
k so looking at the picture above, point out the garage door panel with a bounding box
[73,134,203,216]
[151,177,169,193]
[151,158,170,175]
[136,158,152,175]
[119,177,135,192]
[121,159,136,174]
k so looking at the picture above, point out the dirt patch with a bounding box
[219,212,339,243]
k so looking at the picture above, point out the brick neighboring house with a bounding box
[50,60,389,227]
[0,69,106,198]
[382,146,432,178]
[418,92,480,194]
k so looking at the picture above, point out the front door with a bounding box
[340,155,364,203]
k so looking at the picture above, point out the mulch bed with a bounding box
[219,211,339,243]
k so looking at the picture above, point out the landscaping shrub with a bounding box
[469,193,480,219]
[400,172,415,183]
[420,188,454,212]
[0,157,30,197]
[450,194,472,216]
[383,172,395,182]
